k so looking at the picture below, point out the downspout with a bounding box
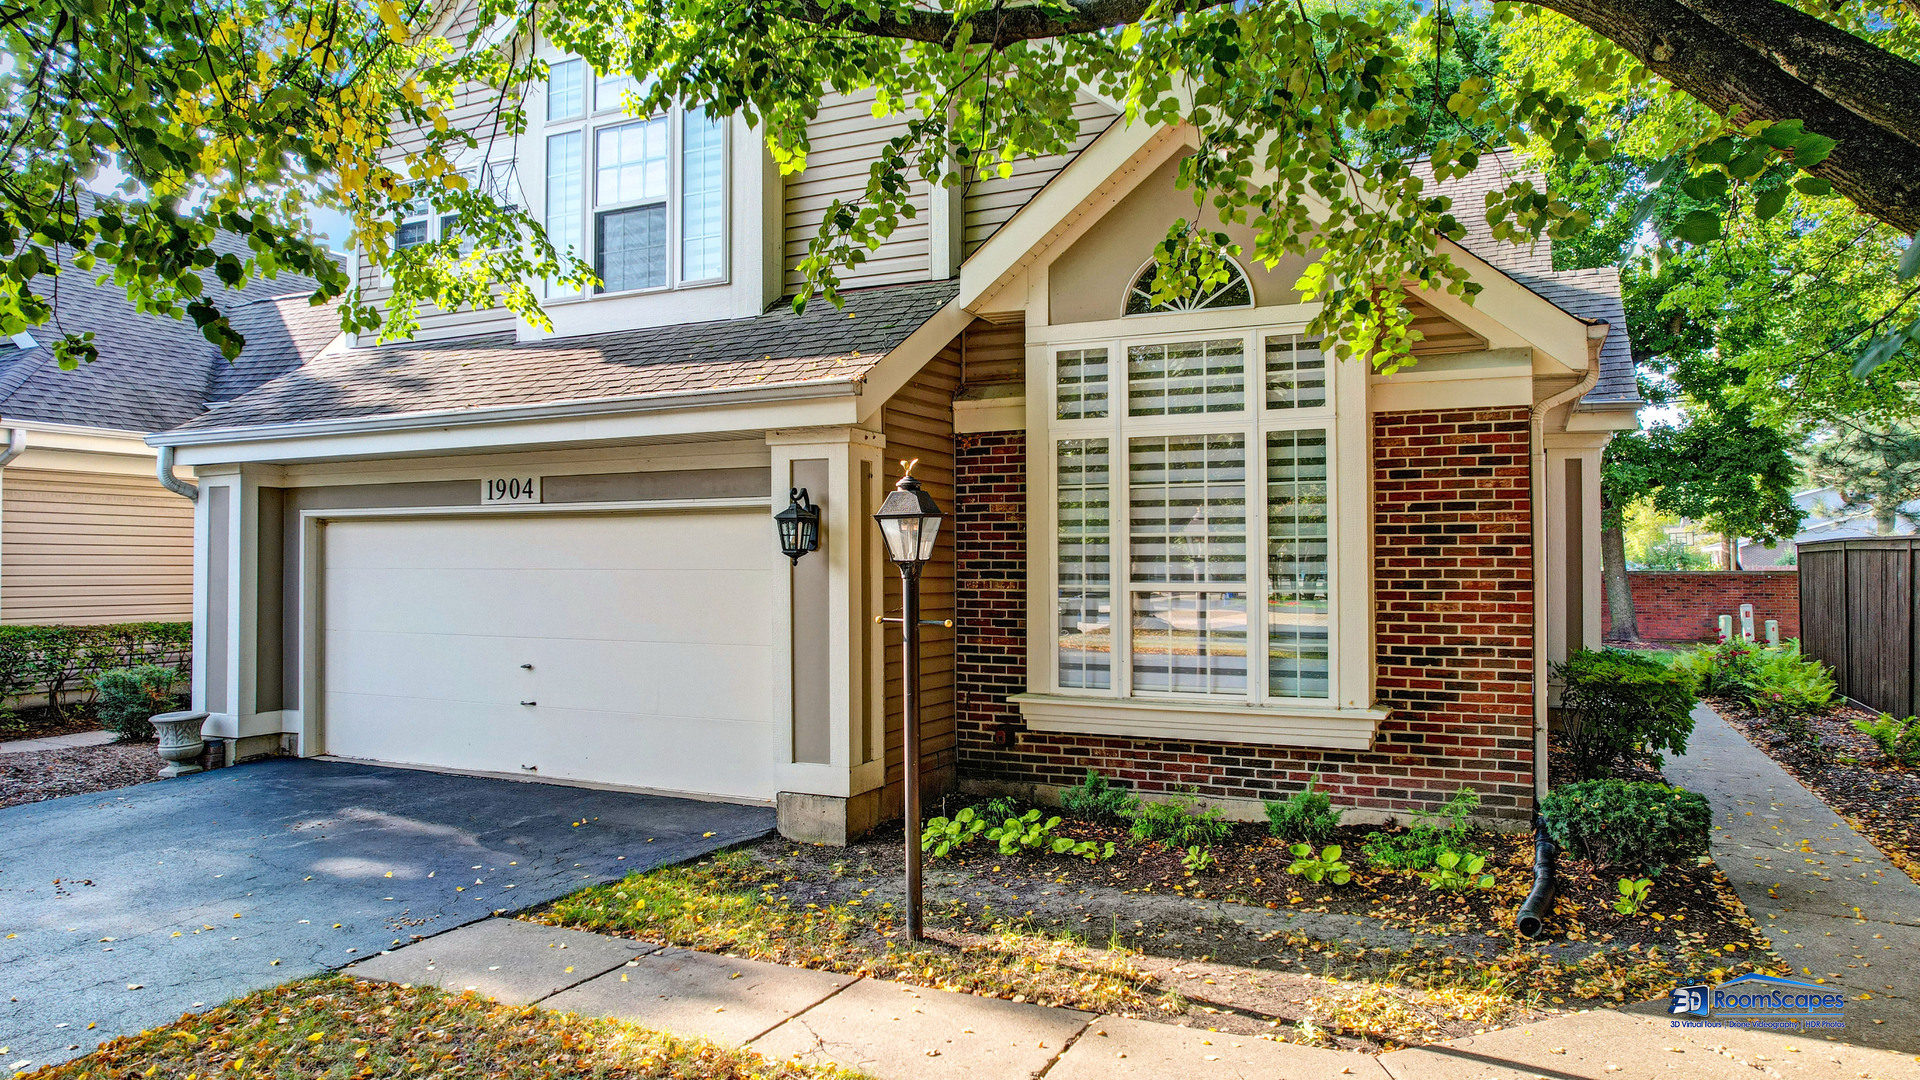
[156,444,198,501]
[0,425,24,467]
[1515,348,1599,940]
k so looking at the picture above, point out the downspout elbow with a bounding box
[0,426,24,467]
[156,444,198,501]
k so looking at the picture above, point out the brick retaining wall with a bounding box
[1601,570,1799,643]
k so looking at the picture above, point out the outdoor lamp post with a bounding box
[873,460,943,942]
[775,487,821,565]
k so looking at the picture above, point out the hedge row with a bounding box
[0,622,192,716]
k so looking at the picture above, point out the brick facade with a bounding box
[1601,570,1799,643]
[951,408,1536,825]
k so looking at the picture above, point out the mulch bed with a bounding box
[2,703,106,741]
[0,740,162,809]
[1712,697,1920,884]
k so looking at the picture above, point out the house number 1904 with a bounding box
[483,476,540,504]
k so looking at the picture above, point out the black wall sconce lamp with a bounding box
[776,487,821,565]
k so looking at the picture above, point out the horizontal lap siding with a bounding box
[785,90,930,294]
[962,98,1118,258]
[2,469,193,624]
[962,320,1025,387]
[883,342,961,805]
[951,408,1535,825]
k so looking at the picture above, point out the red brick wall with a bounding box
[1601,570,1799,643]
[951,408,1536,824]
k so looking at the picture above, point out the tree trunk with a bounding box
[1602,523,1638,642]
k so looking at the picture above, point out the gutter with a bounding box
[1528,362,1600,806]
[0,426,23,467]
[144,375,865,450]
[155,444,198,501]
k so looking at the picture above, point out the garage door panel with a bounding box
[323,512,768,572]
[320,511,774,799]
[324,568,769,645]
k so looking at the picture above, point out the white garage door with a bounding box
[319,510,773,800]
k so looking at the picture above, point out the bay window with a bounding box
[543,56,727,296]
[1046,326,1333,707]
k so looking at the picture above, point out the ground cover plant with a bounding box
[18,975,862,1080]
[532,777,1776,1051]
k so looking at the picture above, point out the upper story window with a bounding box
[1124,255,1254,316]
[1047,326,1333,705]
[394,161,518,254]
[543,57,727,297]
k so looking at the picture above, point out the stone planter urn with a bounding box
[151,710,209,777]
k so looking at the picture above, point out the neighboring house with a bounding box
[0,236,339,625]
[1738,486,1920,568]
[147,28,1639,835]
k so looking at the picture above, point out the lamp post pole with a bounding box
[900,558,924,943]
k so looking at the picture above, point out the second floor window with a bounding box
[544,57,727,296]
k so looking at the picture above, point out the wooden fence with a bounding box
[1798,538,1920,719]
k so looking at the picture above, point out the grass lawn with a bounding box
[525,813,1778,1052]
[16,975,864,1080]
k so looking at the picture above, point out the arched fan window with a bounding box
[1124,255,1254,316]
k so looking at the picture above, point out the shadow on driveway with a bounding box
[0,757,773,1067]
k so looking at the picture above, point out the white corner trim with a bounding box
[1013,693,1386,750]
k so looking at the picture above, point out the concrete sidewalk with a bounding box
[348,917,1920,1080]
[0,730,113,755]
[1666,703,1920,1052]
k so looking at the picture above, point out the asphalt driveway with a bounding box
[0,757,773,1068]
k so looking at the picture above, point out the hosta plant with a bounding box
[1181,845,1216,875]
[986,809,1065,856]
[1421,850,1495,892]
[921,808,987,859]
[1286,843,1353,885]
[1614,877,1654,916]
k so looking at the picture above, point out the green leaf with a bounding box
[1899,234,1920,281]
[1694,137,1735,165]
[1792,176,1833,197]
[1754,186,1789,221]
[1757,119,1805,149]
[1793,133,1837,170]
[1678,210,1722,244]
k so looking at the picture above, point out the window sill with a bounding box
[1012,693,1385,750]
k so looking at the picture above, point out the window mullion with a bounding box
[1248,418,1270,707]
[1109,397,1130,700]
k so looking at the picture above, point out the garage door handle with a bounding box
[520,700,537,706]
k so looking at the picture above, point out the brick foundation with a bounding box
[952,409,1537,825]
[1600,570,1799,643]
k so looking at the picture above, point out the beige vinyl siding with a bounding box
[962,97,1119,258]
[962,318,1024,387]
[2,469,193,625]
[880,338,959,800]
[1405,296,1489,357]
[784,89,931,294]
[360,3,521,343]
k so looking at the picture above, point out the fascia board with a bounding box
[850,298,977,424]
[164,388,863,467]
[6,420,158,456]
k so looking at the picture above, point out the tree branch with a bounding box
[1526,0,1920,233]
[777,0,1233,48]
[1670,0,1920,156]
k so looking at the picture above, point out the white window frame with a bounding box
[542,56,730,299]
[1040,321,1338,710]
[1122,255,1256,318]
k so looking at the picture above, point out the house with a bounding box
[1737,486,1918,568]
[145,35,1639,836]
[0,231,339,625]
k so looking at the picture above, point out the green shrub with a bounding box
[1554,648,1699,781]
[0,622,191,719]
[93,664,183,741]
[1361,787,1480,871]
[1127,791,1232,847]
[1852,713,1920,766]
[1541,779,1712,874]
[1059,768,1138,821]
[1263,779,1342,845]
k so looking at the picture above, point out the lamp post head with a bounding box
[873,467,942,566]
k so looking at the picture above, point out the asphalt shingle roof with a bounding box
[172,279,961,433]
[1412,149,1640,408]
[0,221,338,433]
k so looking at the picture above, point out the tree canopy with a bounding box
[2,0,1916,370]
